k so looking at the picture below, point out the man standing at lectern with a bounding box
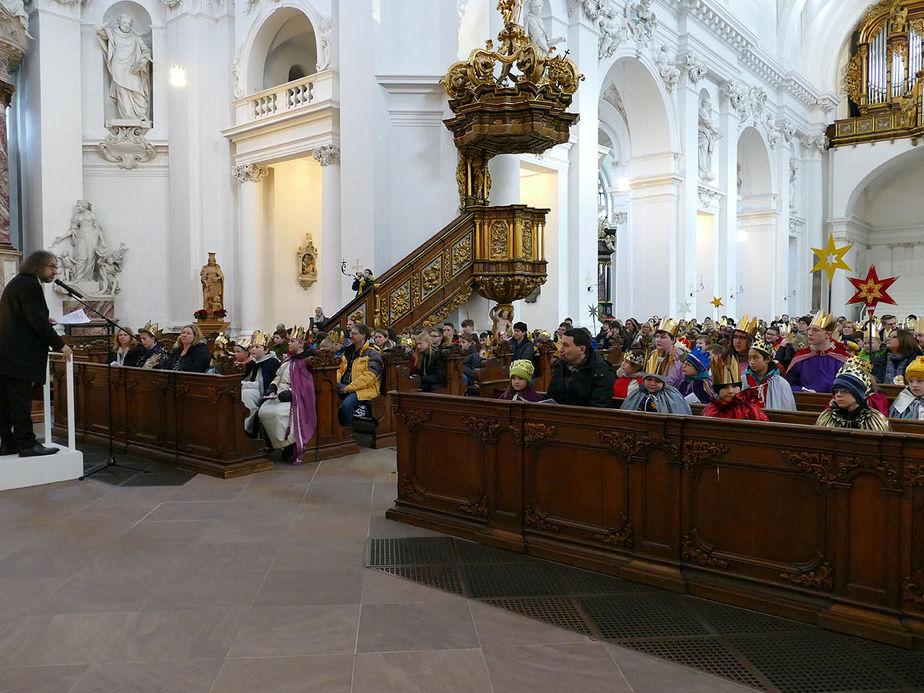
[0,251,72,456]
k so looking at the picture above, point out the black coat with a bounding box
[461,343,483,381]
[510,336,537,366]
[546,349,615,408]
[415,350,446,392]
[164,342,211,373]
[0,273,65,383]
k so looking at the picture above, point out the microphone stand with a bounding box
[55,285,148,480]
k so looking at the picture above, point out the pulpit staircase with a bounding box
[324,205,548,334]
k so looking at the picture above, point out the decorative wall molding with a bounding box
[654,44,680,93]
[682,51,706,84]
[97,124,156,170]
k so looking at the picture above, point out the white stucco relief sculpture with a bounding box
[313,145,340,167]
[97,14,152,122]
[697,92,719,182]
[572,1,624,60]
[654,44,679,93]
[0,0,27,33]
[52,200,128,297]
[682,51,706,84]
[625,0,657,52]
[316,15,332,71]
[789,159,798,212]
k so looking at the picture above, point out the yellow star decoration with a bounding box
[711,296,724,308]
[811,236,853,283]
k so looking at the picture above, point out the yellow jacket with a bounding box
[336,341,384,401]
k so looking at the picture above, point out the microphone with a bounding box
[54,279,84,299]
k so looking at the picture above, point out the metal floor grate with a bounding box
[366,536,924,692]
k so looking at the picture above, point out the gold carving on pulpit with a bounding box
[297,234,319,289]
[200,253,224,313]
[520,221,533,259]
[451,234,472,275]
[389,281,411,322]
[421,258,442,295]
[489,221,508,259]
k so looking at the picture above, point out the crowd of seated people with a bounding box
[93,306,924,463]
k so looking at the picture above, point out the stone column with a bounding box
[718,93,740,319]
[488,155,520,206]
[0,13,30,289]
[233,164,268,334]
[313,145,343,309]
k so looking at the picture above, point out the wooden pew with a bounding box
[533,341,558,393]
[51,354,359,478]
[474,358,510,399]
[388,391,924,649]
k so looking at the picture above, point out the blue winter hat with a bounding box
[832,357,872,403]
[684,346,711,373]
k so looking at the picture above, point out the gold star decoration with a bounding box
[711,296,724,308]
[811,236,853,283]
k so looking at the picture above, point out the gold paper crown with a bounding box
[734,314,758,336]
[810,310,837,332]
[750,335,775,358]
[654,317,680,338]
[904,318,918,331]
[710,356,741,387]
[139,320,160,337]
[250,330,271,348]
[624,350,646,367]
[835,356,872,393]
[290,325,308,341]
[777,322,791,336]
[233,336,252,350]
[213,333,229,348]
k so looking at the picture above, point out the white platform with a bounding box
[0,444,84,491]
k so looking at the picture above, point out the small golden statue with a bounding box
[200,252,225,314]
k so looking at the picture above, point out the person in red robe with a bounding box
[702,356,769,421]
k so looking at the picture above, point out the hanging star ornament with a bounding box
[847,264,898,309]
[711,297,724,308]
[811,236,853,283]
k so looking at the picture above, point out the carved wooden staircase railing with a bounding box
[324,205,548,333]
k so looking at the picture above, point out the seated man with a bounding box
[336,323,383,427]
[546,328,614,408]
[785,311,850,392]
[258,329,316,462]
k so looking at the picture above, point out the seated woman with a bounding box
[815,357,890,431]
[678,346,714,404]
[372,328,395,351]
[241,335,281,436]
[498,359,542,402]
[871,328,920,385]
[613,350,645,399]
[703,356,768,421]
[110,329,136,366]
[742,336,796,411]
[163,324,211,373]
[411,332,445,392]
[257,330,317,463]
[890,356,924,420]
[619,373,691,414]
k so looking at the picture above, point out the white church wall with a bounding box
[518,163,561,333]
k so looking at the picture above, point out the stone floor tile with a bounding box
[272,539,366,571]
[360,567,462,605]
[0,577,69,618]
[144,570,268,610]
[174,541,278,575]
[368,515,446,539]
[67,658,224,693]
[0,664,88,693]
[356,600,479,653]
[0,611,135,666]
[285,511,371,543]
[120,519,215,545]
[352,650,493,693]
[210,655,353,693]
[143,500,231,521]
[226,603,360,657]
[71,540,191,578]
[0,545,102,579]
[27,571,165,614]
[253,568,364,607]
[101,607,247,662]
[483,642,634,693]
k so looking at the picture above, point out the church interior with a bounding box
[2,0,924,690]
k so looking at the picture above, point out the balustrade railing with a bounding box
[232,71,334,129]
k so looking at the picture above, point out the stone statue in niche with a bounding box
[52,200,128,297]
[200,253,225,313]
[789,159,798,212]
[96,14,152,123]
[697,93,719,182]
[297,234,319,289]
[0,0,28,33]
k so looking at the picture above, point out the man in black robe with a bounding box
[0,251,73,456]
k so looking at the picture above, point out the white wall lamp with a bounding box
[169,64,187,88]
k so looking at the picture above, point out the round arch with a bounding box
[737,126,775,205]
[238,1,325,96]
[844,146,924,220]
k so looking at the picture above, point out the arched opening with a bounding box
[736,127,777,318]
[247,8,317,93]
[599,56,675,318]
[846,147,924,315]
